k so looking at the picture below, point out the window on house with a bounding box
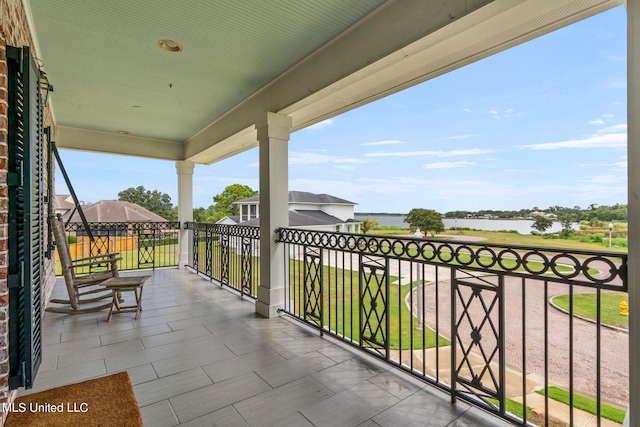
[250,204,257,220]
[7,45,45,390]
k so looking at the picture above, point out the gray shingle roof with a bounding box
[234,191,355,205]
[240,210,347,227]
[54,194,78,210]
[64,200,168,222]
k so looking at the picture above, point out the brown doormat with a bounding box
[5,372,142,427]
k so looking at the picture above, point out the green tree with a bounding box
[118,185,175,220]
[193,205,217,222]
[404,208,444,237]
[557,213,576,238]
[211,184,258,222]
[531,215,553,234]
[360,219,379,234]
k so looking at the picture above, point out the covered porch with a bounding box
[31,269,510,427]
[0,0,638,426]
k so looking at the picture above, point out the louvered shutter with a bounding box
[7,45,44,390]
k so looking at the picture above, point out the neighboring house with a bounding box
[64,200,168,236]
[64,200,167,223]
[54,194,82,218]
[219,191,361,233]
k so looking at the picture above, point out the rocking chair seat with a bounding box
[46,213,121,314]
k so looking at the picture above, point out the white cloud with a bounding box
[289,152,337,164]
[589,119,604,125]
[360,140,404,146]
[521,132,626,150]
[333,158,367,164]
[305,119,335,130]
[423,161,475,169]
[581,174,626,184]
[463,108,471,113]
[288,151,368,167]
[446,134,477,140]
[598,123,627,133]
[604,161,627,168]
[365,148,493,158]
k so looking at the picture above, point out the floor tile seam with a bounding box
[139,328,200,350]
[298,411,318,427]
[43,338,103,357]
[138,399,180,427]
[229,402,252,427]
[67,338,147,365]
[106,355,170,375]
[136,377,215,409]
[104,326,177,348]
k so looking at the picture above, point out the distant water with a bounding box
[354,214,576,235]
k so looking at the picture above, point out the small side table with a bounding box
[102,276,150,321]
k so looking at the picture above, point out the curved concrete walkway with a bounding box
[409,275,629,408]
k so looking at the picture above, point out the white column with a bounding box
[628,3,638,426]
[176,161,194,269]
[255,112,292,318]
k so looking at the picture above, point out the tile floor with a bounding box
[24,269,512,426]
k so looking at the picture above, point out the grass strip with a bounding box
[487,397,531,419]
[536,386,626,424]
[552,293,628,328]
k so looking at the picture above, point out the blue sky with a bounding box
[56,6,627,214]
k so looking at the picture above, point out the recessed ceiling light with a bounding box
[158,39,184,53]
[132,105,143,109]
[117,130,130,135]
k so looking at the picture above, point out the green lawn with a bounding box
[371,228,628,252]
[536,386,627,424]
[58,243,177,275]
[552,293,629,328]
[487,397,531,420]
[288,262,449,350]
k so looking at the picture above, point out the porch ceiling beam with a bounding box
[184,0,622,165]
[184,0,493,163]
[56,126,183,161]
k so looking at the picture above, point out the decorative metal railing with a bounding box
[181,222,628,426]
[275,228,628,427]
[61,221,180,272]
[185,222,260,298]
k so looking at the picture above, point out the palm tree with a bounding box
[360,219,379,234]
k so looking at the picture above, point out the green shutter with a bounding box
[7,45,44,390]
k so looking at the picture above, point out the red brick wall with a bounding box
[0,1,56,425]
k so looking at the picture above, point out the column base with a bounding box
[255,301,283,319]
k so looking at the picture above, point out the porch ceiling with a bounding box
[27,0,622,164]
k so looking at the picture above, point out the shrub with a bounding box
[67,235,77,244]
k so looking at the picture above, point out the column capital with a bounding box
[175,160,195,175]
[255,112,292,141]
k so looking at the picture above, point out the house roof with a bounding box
[235,191,355,205]
[65,200,168,223]
[54,194,77,211]
[240,210,349,228]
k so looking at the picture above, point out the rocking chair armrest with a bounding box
[71,252,121,263]
[71,257,122,269]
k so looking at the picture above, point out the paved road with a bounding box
[410,274,629,407]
